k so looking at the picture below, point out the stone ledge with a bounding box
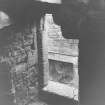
[43,80,78,101]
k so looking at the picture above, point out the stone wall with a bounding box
[0,13,79,104]
[10,29,39,105]
[0,27,39,105]
[43,14,79,101]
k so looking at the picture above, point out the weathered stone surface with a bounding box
[43,14,79,100]
[7,28,39,105]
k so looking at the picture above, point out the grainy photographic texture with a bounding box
[0,0,105,105]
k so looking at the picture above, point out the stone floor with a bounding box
[38,91,78,105]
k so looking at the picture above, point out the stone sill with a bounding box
[43,80,78,101]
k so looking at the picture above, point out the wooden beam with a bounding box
[36,0,62,4]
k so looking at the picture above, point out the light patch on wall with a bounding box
[0,11,11,29]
